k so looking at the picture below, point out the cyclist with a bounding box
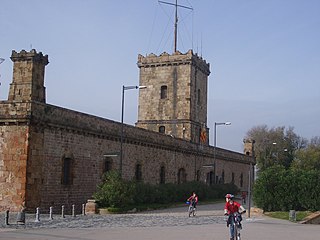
[187,191,198,209]
[224,193,246,240]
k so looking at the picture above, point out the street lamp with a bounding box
[120,85,147,177]
[214,122,231,147]
[213,121,231,184]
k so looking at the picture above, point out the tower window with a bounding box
[159,126,165,133]
[197,89,201,105]
[240,173,243,187]
[160,85,167,99]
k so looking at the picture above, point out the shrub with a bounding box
[94,171,239,209]
[93,171,135,208]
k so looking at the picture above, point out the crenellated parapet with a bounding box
[11,49,49,65]
[137,49,210,75]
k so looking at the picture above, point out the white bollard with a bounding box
[35,207,40,222]
[61,205,65,218]
[72,204,76,217]
[49,206,53,220]
[82,203,86,216]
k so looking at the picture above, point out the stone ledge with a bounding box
[300,211,320,224]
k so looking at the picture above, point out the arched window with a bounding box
[196,170,200,181]
[177,168,186,184]
[206,171,214,185]
[62,157,73,185]
[160,166,165,184]
[231,172,235,183]
[160,85,167,99]
[159,126,165,133]
[135,164,142,181]
[221,170,225,184]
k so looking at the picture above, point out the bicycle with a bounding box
[227,211,245,240]
[186,201,196,217]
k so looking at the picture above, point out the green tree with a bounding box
[245,125,306,171]
[291,136,320,171]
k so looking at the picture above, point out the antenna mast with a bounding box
[0,58,4,89]
[159,0,193,52]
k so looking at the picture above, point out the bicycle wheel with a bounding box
[236,224,241,240]
[188,206,192,217]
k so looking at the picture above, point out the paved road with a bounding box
[1,203,319,240]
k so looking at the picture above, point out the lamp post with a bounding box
[213,121,231,184]
[120,85,146,177]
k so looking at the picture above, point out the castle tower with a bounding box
[9,49,49,102]
[243,138,255,156]
[136,50,210,144]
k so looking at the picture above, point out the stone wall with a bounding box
[0,100,254,212]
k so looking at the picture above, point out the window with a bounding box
[240,173,243,187]
[197,89,201,105]
[135,164,142,181]
[206,171,214,185]
[160,85,167,99]
[159,126,165,133]
[221,170,225,184]
[198,127,201,143]
[104,158,113,173]
[231,172,235,183]
[177,168,186,184]
[160,166,165,184]
[196,170,200,181]
[62,158,73,185]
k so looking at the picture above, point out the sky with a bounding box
[1,0,319,153]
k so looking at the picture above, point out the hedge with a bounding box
[94,170,238,209]
[253,165,320,211]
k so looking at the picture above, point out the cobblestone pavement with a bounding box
[1,203,319,240]
[0,203,226,230]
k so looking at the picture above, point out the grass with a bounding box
[264,211,311,221]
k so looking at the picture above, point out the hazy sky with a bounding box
[1,0,319,153]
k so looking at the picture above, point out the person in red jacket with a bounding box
[224,193,246,240]
[187,192,198,209]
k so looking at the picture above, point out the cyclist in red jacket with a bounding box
[187,192,198,209]
[224,193,246,240]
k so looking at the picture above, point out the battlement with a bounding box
[11,49,49,65]
[9,49,48,103]
[138,49,210,75]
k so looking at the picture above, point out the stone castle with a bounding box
[0,49,255,212]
